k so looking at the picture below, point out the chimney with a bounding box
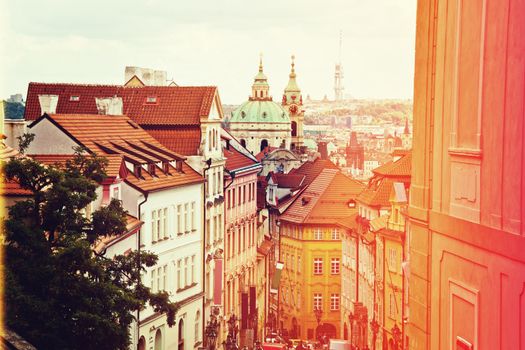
[95,96,123,115]
[38,94,59,115]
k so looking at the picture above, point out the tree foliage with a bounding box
[4,148,179,350]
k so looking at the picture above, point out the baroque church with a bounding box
[228,55,305,156]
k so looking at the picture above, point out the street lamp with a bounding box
[205,318,219,350]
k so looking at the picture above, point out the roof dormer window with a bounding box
[134,164,142,178]
[146,96,157,104]
[70,95,80,101]
[148,163,156,176]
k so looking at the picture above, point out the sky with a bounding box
[0,0,417,104]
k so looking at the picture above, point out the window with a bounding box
[218,214,222,240]
[151,269,157,292]
[191,255,196,284]
[195,310,200,343]
[389,293,396,318]
[232,188,236,207]
[314,228,323,240]
[177,259,182,290]
[184,203,189,233]
[243,185,246,203]
[298,256,302,273]
[331,228,340,240]
[177,204,182,234]
[388,248,398,272]
[331,258,340,274]
[70,95,80,101]
[228,190,231,209]
[191,202,196,231]
[313,258,323,275]
[184,257,189,286]
[313,293,322,310]
[291,254,295,271]
[206,219,210,245]
[330,294,340,310]
[152,210,159,242]
[161,208,168,239]
[146,96,157,103]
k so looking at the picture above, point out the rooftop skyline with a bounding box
[0,0,416,104]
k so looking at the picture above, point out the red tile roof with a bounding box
[29,153,125,178]
[372,152,412,176]
[144,127,202,156]
[255,146,278,161]
[223,145,258,171]
[280,169,364,225]
[1,180,32,196]
[31,114,203,192]
[288,158,339,186]
[24,83,217,126]
[269,173,305,189]
[358,152,412,207]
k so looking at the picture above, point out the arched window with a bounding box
[195,310,200,343]
[260,139,269,152]
[291,121,298,137]
[139,336,146,350]
[240,139,247,148]
[154,329,162,350]
[178,319,185,350]
[208,130,212,152]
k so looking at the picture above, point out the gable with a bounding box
[27,118,81,155]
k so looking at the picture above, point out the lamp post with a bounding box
[205,316,219,350]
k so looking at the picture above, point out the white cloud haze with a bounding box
[1,0,416,104]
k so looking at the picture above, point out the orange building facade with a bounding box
[408,0,525,349]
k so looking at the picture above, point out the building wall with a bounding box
[229,122,292,155]
[279,224,342,340]
[408,0,525,349]
[224,171,258,320]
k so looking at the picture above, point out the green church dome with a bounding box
[230,100,290,123]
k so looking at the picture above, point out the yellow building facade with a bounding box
[276,168,364,341]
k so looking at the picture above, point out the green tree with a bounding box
[3,148,178,350]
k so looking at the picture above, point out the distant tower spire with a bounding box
[259,52,264,72]
[404,116,410,134]
[334,30,345,101]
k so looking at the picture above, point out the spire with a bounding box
[259,52,264,73]
[404,116,410,134]
[289,55,296,79]
[284,54,301,103]
[252,53,269,100]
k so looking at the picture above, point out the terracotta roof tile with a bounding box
[288,158,339,186]
[29,153,124,178]
[223,145,258,171]
[1,180,32,196]
[24,83,217,126]
[255,146,278,161]
[31,114,203,192]
[144,127,202,156]
[270,173,305,189]
[358,153,412,207]
[280,169,364,224]
[372,152,412,176]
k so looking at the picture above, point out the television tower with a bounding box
[334,30,344,101]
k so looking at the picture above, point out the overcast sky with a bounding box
[0,0,416,104]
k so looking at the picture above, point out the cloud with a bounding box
[1,0,416,103]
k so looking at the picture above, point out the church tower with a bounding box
[282,55,304,150]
